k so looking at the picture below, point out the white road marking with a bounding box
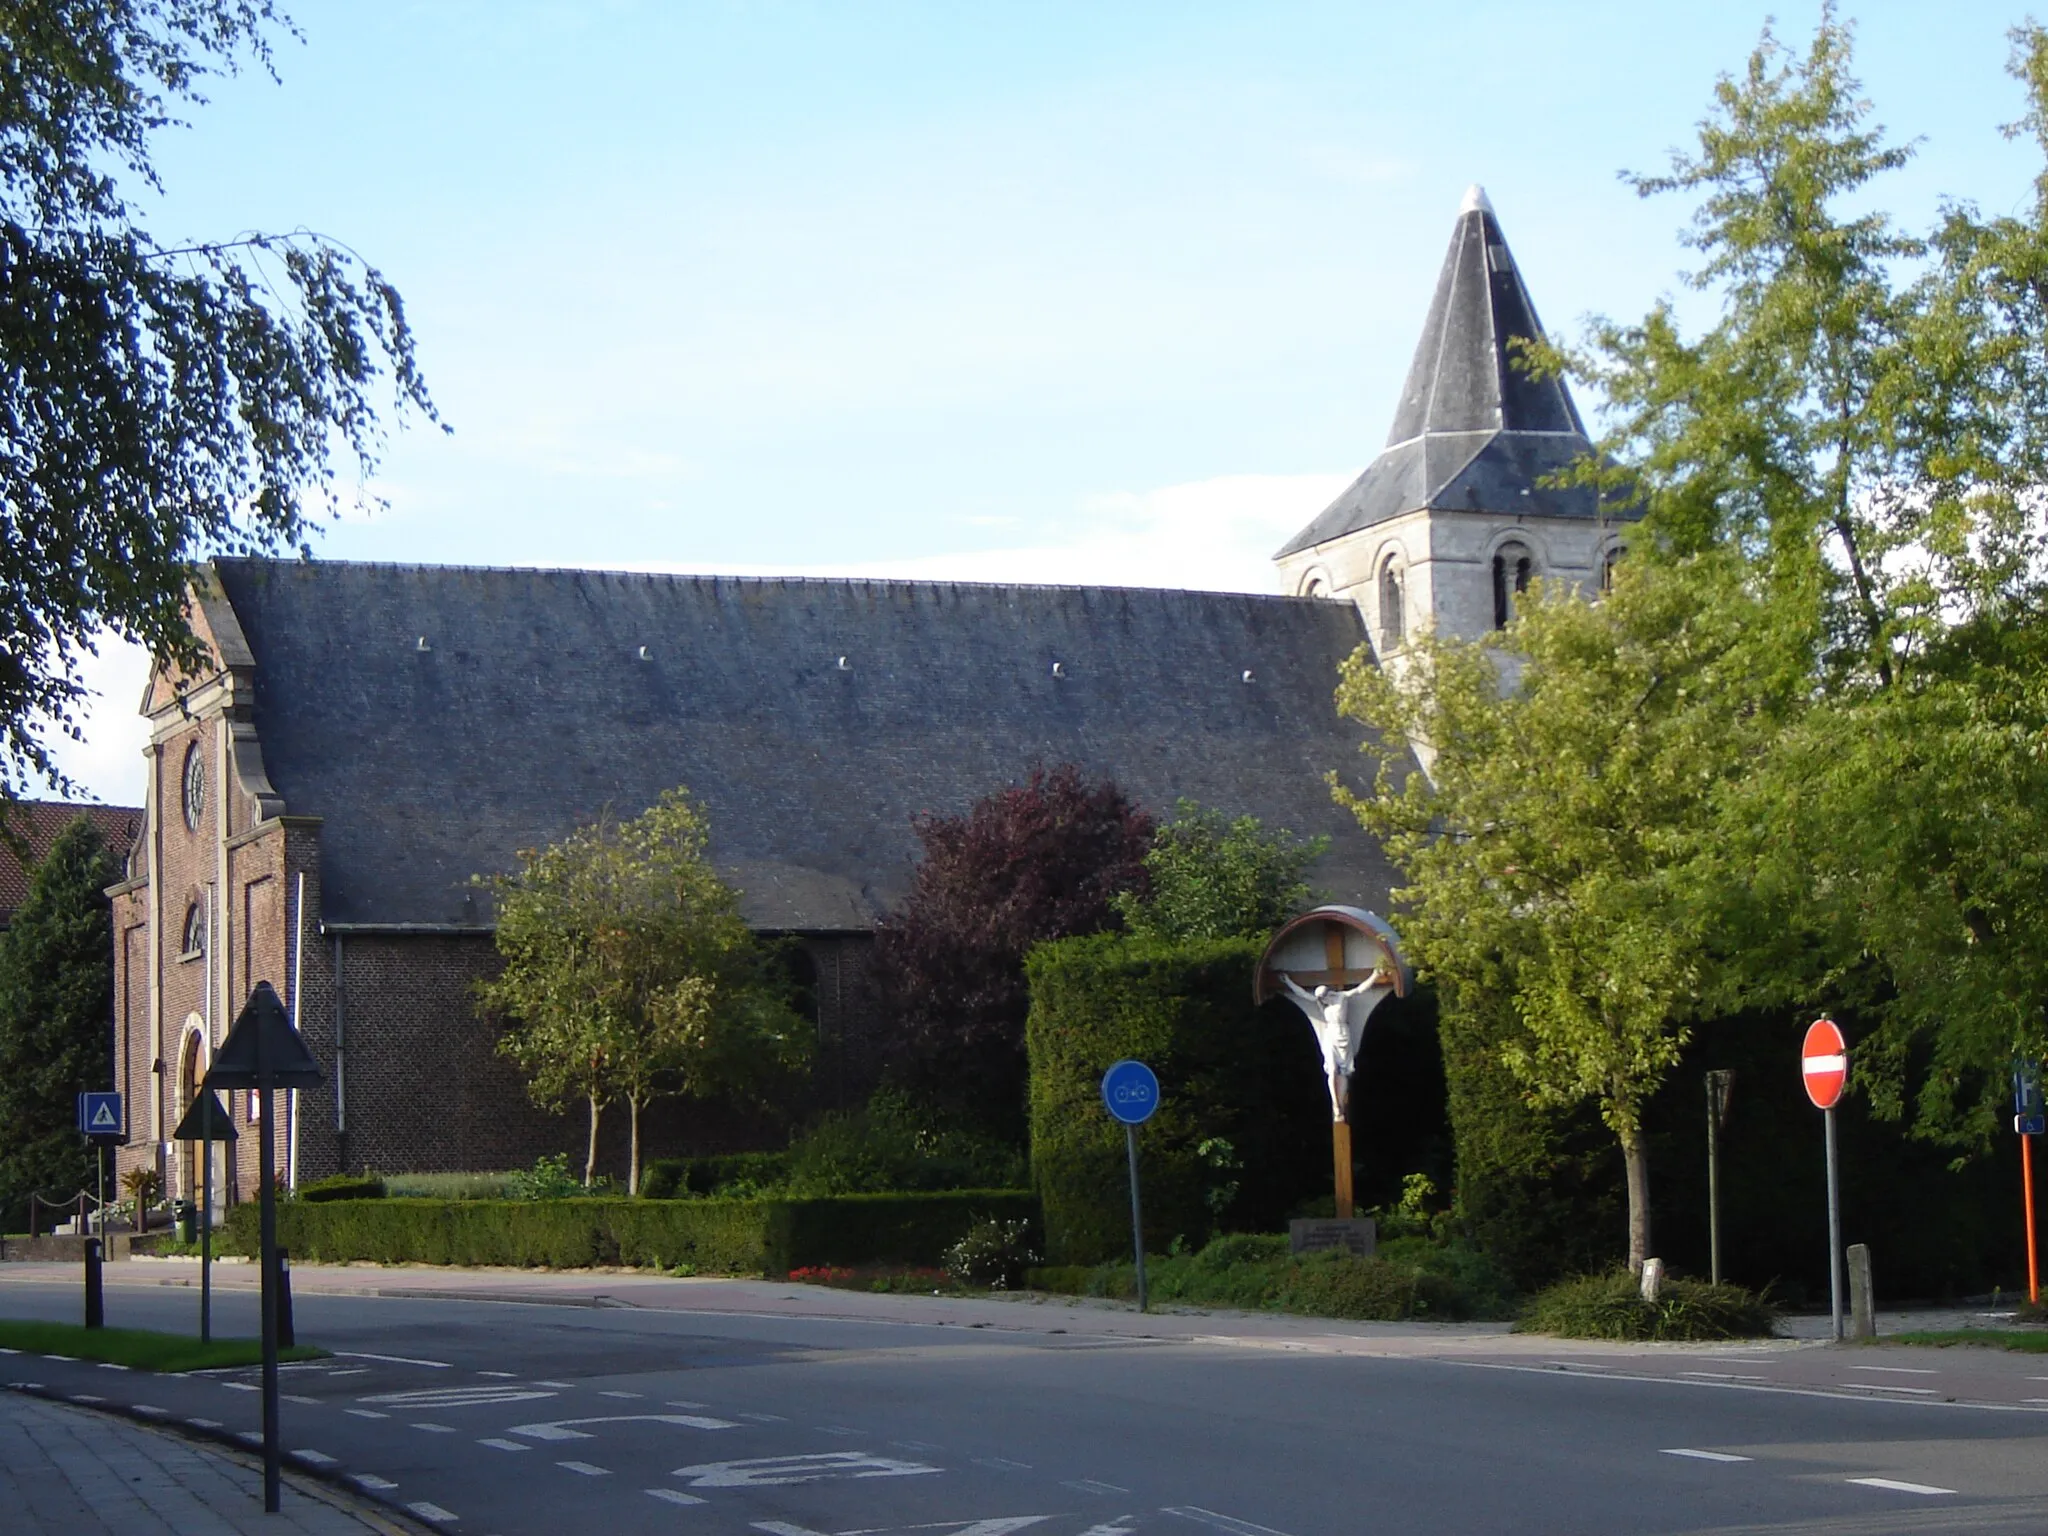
[1543,1361,1609,1370]
[1163,1507,1297,1536]
[96,1362,130,1371]
[818,1425,863,1436]
[1836,1383,1939,1396]
[1851,1365,1936,1375]
[674,1451,941,1488]
[558,1460,612,1476]
[1065,1479,1132,1494]
[411,1422,457,1433]
[836,1522,1055,1536]
[361,1385,556,1409]
[647,1487,708,1506]
[221,1382,258,1392]
[1661,1448,1753,1463]
[1076,1523,1140,1536]
[509,1412,740,1441]
[737,1411,786,1423]
[598,1389,643,1399]
[133,1405,167,1417]
[974,1457,1031,1471]
[329,1369,369,1377]
[42,1354,78,1362]
[351,1475,398,1491]
[1848,1477,1955,1495]
[187,1418,222,1429]
[237,1431,262,1445]
[478,1437,529,1452]
[534,1380,575,1389]
[753,1524,828,1536]
[0,1347,17,1354]
[283,1394,319,1405]
[346,1409,389,1419]
[293,1450,337,1466]
[1697,1356,1775,1364]
[893,1440,940,1452]
[406,1502,459,1523]
[1679,1372,1766,1383]
[666,1399,709,1408]
[70,1394,104,1404]
[477,1370,516,1378]
[336,1351,450,1369]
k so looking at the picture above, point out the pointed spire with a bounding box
[1459,183,1493,215]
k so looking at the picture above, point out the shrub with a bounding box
[784,1089,1026,1196]
[1517,1271,1776,1341]
[943,1217,1041,1289]
[1027,933,1332,1264]
[508,1154,585,1201]
[223,1189,1038,1275]
[640,1152,789,1200]
[297,1173,386,1204]
[383,1171,517,1200]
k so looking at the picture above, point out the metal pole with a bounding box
[259,1079,281,1511]
[1707,1083,1723,1288]
[95,1145,104,1240]
[1825,1105,1844,1343]
[1125,1122,1147,1314]
[2025,1132,2040,1307]
[199,1094,212,1345]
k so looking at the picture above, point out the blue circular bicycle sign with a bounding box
[1101,1059,1160,1125]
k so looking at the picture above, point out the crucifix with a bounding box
[1255,910,1410,1221]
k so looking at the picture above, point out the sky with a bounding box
[42,0,2048,803]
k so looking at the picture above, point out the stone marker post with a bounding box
[1847,1243,1876,1339]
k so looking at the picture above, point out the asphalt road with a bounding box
[3,1274,2047,1536]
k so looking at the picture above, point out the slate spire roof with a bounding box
[1276,186,1627,559]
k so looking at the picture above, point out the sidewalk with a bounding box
[0,1390,408,1536]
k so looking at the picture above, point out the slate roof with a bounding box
[1277,186,1633,559]
[210,560,1402,932]
[0,801,141,928]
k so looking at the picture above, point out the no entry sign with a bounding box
[1802,1018,1848,1110]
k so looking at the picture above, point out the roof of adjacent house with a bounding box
[209,559,1405,932]
[1276,185,1633,559]
[0,801,142,928]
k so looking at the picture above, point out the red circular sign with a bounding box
[1801,1018,1847,1110]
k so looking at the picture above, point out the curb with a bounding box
[4,1380,440,1534]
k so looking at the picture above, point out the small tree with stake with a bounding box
[478,789,810,1194]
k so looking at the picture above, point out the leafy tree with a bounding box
[0,2,435,800]
[1335,554,1806,1270]
[874,763,1152,1132]
[1113,799,1327,943]
[0,816,117,1230]
[477,790,810,1193]
[1570,14,2048,1146]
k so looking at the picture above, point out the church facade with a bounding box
[108,187,1633,1203]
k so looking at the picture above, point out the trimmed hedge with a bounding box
[223,1190,1036,1275]
[296,1174,387,1204]
[640,1152,789,1199]
[1026,933,1331,1264]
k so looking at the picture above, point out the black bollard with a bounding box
[275,1247,295,1350]
[83,1237,104,1329]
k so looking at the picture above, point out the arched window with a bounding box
[1601,543,1623,592]
[1301,574,1330,599]
[1491,541,1534,629]
[181,742,205,831]
[1378,557,1404,650]
[181,901,206,959]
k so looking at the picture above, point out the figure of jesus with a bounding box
[1278,969,1396,1122]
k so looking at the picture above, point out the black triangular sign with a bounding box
[171,1088,239,1142]
[203,980,324,1090]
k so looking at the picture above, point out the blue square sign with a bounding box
[77,1091,123,1141]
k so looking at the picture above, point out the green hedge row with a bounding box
[224,1190,1037,1274]
[639,1152,790,1199]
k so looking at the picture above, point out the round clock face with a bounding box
[182,742,205,831]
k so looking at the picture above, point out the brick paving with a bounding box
[0,1390,396,1535]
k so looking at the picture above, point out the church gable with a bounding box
[210,560,1402,933]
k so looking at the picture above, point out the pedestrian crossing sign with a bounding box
[76,1091,123,1142]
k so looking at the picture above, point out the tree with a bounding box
[1572,14,2048,1147]
[0,816,117,1230]
[1113,799,1327,943]
[477,790,809,1193]
[1335,554,1806,1270]
[874,764,1153,1132]
[0,2,435,801]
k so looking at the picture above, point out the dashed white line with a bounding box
[975,1456,1032,1471]
[557,1460,611,1476]
[534,1380,575,1389]
[892,1440,939,1452]
[293,1449,337,1466]
[477,1370,516,1378]
[753,1523,826,1536]
[96,1362,130,1371]
[132,1405,167,1417]
[1162,1507,1296,1536]
[220,1382,258,1392]
[283,1394,319,1405]
[1848,1477,1955,1495]
[598,1390,642,1399]
[1679,1372,1766,1383]
[737,1411,785,1423]
[186,1417,222,1429]
[1850,1365,1937,1375]
[236,1431,263,1445]
[478,1438,529,1452]
[42,1355,77,1362]
[0,1347,17,1355]
[1836,1383,1940,1396]
[1661,1448,1753,1463]
[1065,1478,1132,1494]
[666,1399,709,1408]
[406,1502,459,1524]
[817,1425,862,1436]
[70,1394,104,1404]
[351,1474,398,1491]
[411,1422,457,1433]
[345,1409,389,1419]
[336,1351,451,1369]
[647,1487,708,1506]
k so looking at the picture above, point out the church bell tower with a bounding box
[1274,187,1635,655]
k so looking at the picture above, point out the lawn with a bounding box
[1884,1327,2048,1353]
[0,1318,326,1372]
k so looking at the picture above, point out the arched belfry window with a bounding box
[181,901,206,959]
[181,741,205,831]
[1378,557,1404,651]
[1492,541,1534,629]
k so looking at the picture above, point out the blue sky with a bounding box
[50,0,2047,800]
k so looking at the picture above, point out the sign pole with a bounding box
[199,1093,213,1345]
[259,1078,281,1512]
[1125,1122,1147,1314]
[1824,1105,1844,1343]
[2025,1131,2039,1306]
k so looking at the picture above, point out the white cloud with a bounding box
[32,638,153,809]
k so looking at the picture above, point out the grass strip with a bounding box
[1884,1327,2048,1353]
[0,1318,327,1372]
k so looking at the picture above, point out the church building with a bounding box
[108,187,1634,1203]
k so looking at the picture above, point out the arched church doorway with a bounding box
[176,1022,204,1203]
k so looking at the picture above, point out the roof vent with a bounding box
[837,655,851,671]
[415,636,431,653]
[638,645,652,661]
[1242,669,1255,683]
[1051,661,1066,678]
